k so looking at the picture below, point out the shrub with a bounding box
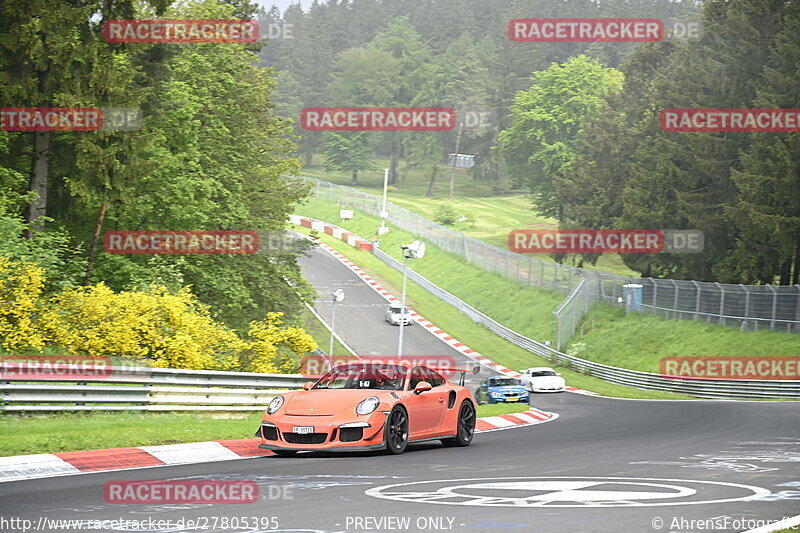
[0,256,318,372]
[0,256,48,350]
[434,203,459,226]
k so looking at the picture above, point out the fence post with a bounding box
[693,281,701,320]
[672,279,679,319]
[572,290,578,340]
[528,256,533,285]
[584,279,591,314]
[556,312,562,351]
[716,282,725,326]
[770,285,777,330]
[652,280,658,309]
[741,284,750,331]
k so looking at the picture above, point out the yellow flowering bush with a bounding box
[41,284,244,370]
[0,256,48,350]
[0,256,317,373]
[240,312,318,373]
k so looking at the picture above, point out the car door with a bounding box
[422,367,448,431]
[405,366,443,438]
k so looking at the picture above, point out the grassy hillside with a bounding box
[295,198,799,376]
[302,158,638,276]
[294,222,693,400]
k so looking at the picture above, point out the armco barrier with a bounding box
[356,233,800,400]
[0,366,307,412]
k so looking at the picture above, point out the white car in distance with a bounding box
[519,367,565,393]
[384,304,412,326]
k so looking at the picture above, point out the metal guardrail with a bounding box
[373,248,800,399]
[0,366,307,412]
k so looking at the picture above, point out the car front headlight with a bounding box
[356,396,380,415]
[267,396,284,414]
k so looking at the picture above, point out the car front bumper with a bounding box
[258,412,388,451]
[259,442,386,453]
[491,395,529,402]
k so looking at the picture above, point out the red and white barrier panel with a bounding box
[289,214,373,251]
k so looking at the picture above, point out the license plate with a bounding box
[292,426,314,434]
[506,397,519,402]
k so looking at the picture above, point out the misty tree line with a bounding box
[259,0,799,285]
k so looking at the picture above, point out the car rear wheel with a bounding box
[385,406,408,454]
[442,400,476,447]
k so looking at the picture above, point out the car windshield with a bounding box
[490,378,521,386]
[388,305,406,313]
[313,364,406,390]
[530,371,557,377]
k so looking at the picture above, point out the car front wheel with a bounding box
[385,406,409,454]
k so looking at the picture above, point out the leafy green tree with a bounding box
[322,132,375,186]
[87,0,312,328]
[497,55,623,218]
[0,0,168,230]
[370,16,433,184]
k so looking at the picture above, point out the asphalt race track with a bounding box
[297,243,489,389]
[1,394,798,532]
[1,244,798,533]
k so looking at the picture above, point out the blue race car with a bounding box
[475,376,530,404]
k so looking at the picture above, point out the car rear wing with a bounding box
[439,366,481,386]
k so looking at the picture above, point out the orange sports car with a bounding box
[257,361,479,455]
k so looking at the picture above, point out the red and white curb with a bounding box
[290,215,594,396]
[0,411,555,483]
[476,407,559,433]
[0,439,265,483]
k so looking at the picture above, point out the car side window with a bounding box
[409,366,425,390]
[425,368,445,387]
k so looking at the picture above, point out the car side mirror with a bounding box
[303,381,314,390]
[414,381,432,395]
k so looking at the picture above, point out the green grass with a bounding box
[0,411,263,457]
[294,202,799,390]
[475,403,532,417]
[0,403,535,457]
[302,157,638,276]
[568,304,800,373]
[295,224,695,401]
[297,305,350,356]
[298,197,564,342]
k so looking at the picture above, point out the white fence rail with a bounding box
[0,366,307,412]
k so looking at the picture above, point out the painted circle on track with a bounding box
[365,477,771,508]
